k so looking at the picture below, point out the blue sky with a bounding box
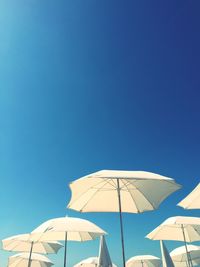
[1,0,200,266]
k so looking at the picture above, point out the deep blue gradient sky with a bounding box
[1,0,200,266]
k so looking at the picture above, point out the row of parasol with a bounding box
[74,244,200,267]
[1,170,200,267]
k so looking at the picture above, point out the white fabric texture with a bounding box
[98,236,113,267]
[2,233,63,253]
[8,252,53,267]
[146,216,200,242]
[170,245,200,267]
[74,257,117,267]
[178,183,200,209]
[126,255,161,267]
[31,217,106,242]
[160,241,175,267]
[68,170,181,213]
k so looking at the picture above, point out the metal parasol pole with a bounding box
[64,232,68,267]
[181,224,192,267]
[117,179,126,267]
[188,251,193,267]
[27,241,34,267]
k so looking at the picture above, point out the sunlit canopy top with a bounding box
[178,183,200,209]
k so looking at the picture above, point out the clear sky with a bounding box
[1,0,200,266]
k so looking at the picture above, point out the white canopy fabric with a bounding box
[8,253,53,267]
[2,233,63,253]
[126,255,161,267]
[74,257,117,267]
[178,183,200,209]
[74,257,99,267]
[73,236,116,267]
[31,217,106,242]
[68,170,181,213]
[170,245,200,267]
[160,241,175,267]
[146,216,200,242]
[98,236,112,267]
[68,170,181,267]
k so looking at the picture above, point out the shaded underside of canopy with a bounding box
[2,234,63,253]
[170,245,200,266]
[8,253,53,267]
[31,217,106,242]
[68,170,181,213]
[146,216,200,242]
